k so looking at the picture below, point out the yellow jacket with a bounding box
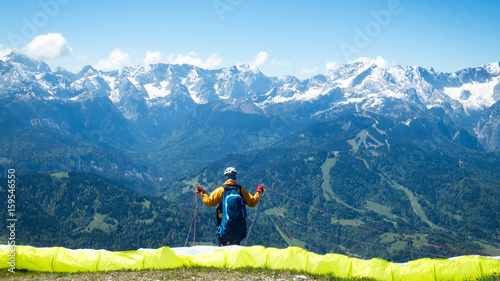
[200,180,260,208]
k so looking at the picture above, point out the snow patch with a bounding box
[443,77,498,110]
[101,75,116,89]
[109,89,120,103]
[128,77,140,86]
[337,75,356,88]
[484,62,500,76]
[144,82,171,99]
[402,118,413,126]
[295,86,323,101]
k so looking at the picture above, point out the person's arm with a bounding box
[241,187,261,207]
[200,187,224,207]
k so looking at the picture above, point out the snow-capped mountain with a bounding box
[1,52,499,151]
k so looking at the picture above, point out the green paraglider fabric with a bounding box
[1,246,498,281]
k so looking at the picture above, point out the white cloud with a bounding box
[248,51,269,68]
[203,53,224,69]
[270,58,290,67]
[75,54,89,61]
[166,52,223,69]
[350,56,389,68]
[299,67,319,75]
[21,33,72,60]
[94,48,132,71]
[0,45,13,59]
[143,51,164,65]
[325,61,339,71]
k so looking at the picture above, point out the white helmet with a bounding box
[224,167,237,177]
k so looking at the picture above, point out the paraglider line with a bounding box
[267,187,497,256]
[193,192,198,246]
[266,192,300,247]
[244,197,260,247]
[159,192,194,248]
[183,192,197,247]
[291,220,449,258]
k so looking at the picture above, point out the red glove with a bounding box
[196,186,205,195]
[257,184,265,195]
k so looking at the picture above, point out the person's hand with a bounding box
[196,186,205,195]
[257,184,265,195]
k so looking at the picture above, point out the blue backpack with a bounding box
[217,185,247,241]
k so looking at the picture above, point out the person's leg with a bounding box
[218,237,227,246]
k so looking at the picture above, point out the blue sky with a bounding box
[1,0,499,79]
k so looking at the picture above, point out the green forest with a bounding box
[1,140,499,263]
[0,113,499,263]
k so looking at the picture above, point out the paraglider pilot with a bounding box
[196,167,264,246]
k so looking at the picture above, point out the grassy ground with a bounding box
[0,267,377,281]
[1,267,499,281]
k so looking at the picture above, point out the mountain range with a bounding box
[1,52,499,182]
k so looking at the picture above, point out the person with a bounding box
[196,167,264,246]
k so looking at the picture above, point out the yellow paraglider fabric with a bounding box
[0,246,499,281]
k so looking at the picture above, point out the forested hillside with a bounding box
[160,113,500,261]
